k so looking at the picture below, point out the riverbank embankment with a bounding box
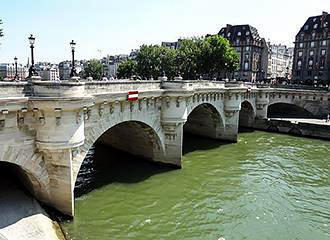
[0,172,65,240]
[254,118,330,140]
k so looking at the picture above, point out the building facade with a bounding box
[0,63,28,80]
[292,11,330,85]
[218,24,268,82]
[161,41,181,50]
[38,66,60,81]
[267,44,294,80]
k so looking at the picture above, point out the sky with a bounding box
[0,0,328,64]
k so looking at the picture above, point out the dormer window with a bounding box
[314,24,318,29]
[237,32,241,36]
[313,18,317,22]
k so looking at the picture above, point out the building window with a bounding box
[246,31,250,36]
[245,53,249,60]
[314,23,318,29]
[246,46,250,51]
[321,49,326,56]
[237,32,241,36]
[309,60,313,66]
[236,39,240,45]
[320,57,325,68]
[298,51,303,57]
[309,50,314,56]
[322,40,327,46]
[311,42,315,48]
[297,60,302,69]
[299,43,304,48]
[244,62,249,70]
[312,32,316,39]
[227,32,231,37]
[304,25,309,30]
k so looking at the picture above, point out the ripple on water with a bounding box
[62,131,330,240]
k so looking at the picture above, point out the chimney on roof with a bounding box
[322,11,328,16]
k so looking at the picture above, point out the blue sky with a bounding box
[0,0,328,63]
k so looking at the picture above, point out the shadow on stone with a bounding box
[74,143,174,198]
[182,132,231,155]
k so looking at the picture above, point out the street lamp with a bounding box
[28,34,38,78]
[70,40,77,77]
[14,56,19,81]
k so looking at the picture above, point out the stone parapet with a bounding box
[162,80,225,90]
[84,80,162,95]
[0,82,30,98]
[31,81,85,98]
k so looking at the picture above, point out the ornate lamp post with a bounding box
[70,40,77,78]
[14,56,19,81]
[28,34,38,78]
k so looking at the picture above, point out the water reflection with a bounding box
[64,131,330,240]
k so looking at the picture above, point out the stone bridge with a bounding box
[0,79,329,216]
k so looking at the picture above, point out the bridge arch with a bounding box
[239,100,256,128]
[184,102,225,139]
[0,148,49,202]
[267,102,315,118]
[72,118,166,184]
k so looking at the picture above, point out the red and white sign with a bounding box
[127,91,139,101]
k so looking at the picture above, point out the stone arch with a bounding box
[72,118,165,184]
[239,100,256,128]
[0,146,50,202]
[184,102,225,139]
[267,102,315,118]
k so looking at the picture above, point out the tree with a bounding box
[117,60,137,79]
[175,36,239,80]
[176,38,202,79]
[84,59,103,80]
[136,45,177,79]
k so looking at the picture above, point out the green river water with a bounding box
[61,131,330,240]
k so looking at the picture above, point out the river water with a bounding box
[61,131,330,240]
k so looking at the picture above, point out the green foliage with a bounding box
[117,59,137,79]
[115,35,239,80]
[176,35,239,79]
[84,59,103,80]
[135,45,177,79]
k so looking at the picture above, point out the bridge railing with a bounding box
[161,80,225,90]
[257,84,329,91]
[0,82,30,98]
[84,80,162,95]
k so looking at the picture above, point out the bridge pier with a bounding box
[41,149,74,216]
[161,121,184,168]
[256,91,270,119]
[223,110,240,142]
